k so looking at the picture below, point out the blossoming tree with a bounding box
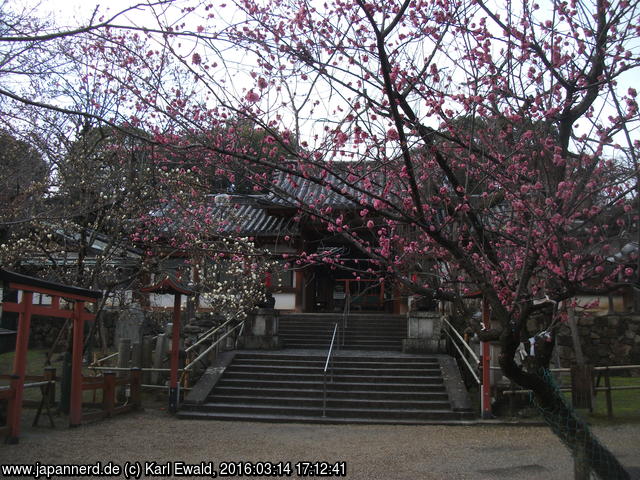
[1,0,639,476]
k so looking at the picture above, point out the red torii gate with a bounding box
[0,269,102,443]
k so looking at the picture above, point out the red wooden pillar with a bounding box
[7,291,33,443]
[69,301,85,427]
[169,293,182,413]
[481,298,492,419]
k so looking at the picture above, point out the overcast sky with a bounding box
[15,0,639,152]
[31,0,161,29]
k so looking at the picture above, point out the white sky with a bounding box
[32,1,165,29]
[14,0,640,155]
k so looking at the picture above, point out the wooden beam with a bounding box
[3,302,95,321]
[8,282,99,303]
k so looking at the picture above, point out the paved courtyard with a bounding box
[1,406,639,479]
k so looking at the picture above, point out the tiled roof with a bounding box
[207,195,299,237]
[265,170,361,209]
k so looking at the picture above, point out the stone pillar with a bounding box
[239,308,280,349]
[114,303,145,346]
[402,311,443,353]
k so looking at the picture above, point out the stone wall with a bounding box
[27,316,66,348]
[21,308,217,350]
[556,313,640,366]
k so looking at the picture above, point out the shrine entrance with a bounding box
[333,278,385,312]
[308,267,386,312]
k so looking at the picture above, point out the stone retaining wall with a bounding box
[23,308,220,349]
[556,313,640,366]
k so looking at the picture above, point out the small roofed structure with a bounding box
[0,269,102,443]
[140,273,195,413]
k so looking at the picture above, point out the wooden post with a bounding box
[571,365,594,411]
[103,372,116,417]
[141,336,153,385]
[33,366,57,428]
[604,367,613,419]
[130,368,142,410]
[481,298,492,419]
[568,308,585,365]
[7,291,33,443]
[44,367,56,407]
[69,301,85,427]
[169,293,182,413]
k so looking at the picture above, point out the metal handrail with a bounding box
[322,322,339,417]
[92,351,119,365]
[185,316,235,353]
[89,366,185,373]
[442,317,481,385]
[234,319,246,349]
[183,320,245,372]
[90,316,235,367]
[0,380,55,390]
[442,316,480,364]
[91,333,163,366]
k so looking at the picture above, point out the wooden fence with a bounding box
[0,367,141,442]
[79,369,142,423]
[500,364,640,418]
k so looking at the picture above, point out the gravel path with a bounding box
[1,406,639,479]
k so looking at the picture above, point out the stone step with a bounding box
[216,378,446,392]
[232,353,438,363]
[279,330,405,337]
[178,410,475,425]
[208,386,450,401]
[281,342,333,348]
[231,358,440,368]
[281,339,403,344]
[180,349,474,425]
[218,371,443,384]
[203,394,452,410]
[280,314,405,320]
[279,325,405,331]
[279,320,406,326]
[183,402,466,421]
[225,364,442,376]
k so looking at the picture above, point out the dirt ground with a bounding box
[0,404,639,480]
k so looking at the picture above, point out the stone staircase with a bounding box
[179,350,475,424]
[278,313,406,350]
[180,312,473,424]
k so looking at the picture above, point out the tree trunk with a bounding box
[499,332,629,480]
[532,373,627,479]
